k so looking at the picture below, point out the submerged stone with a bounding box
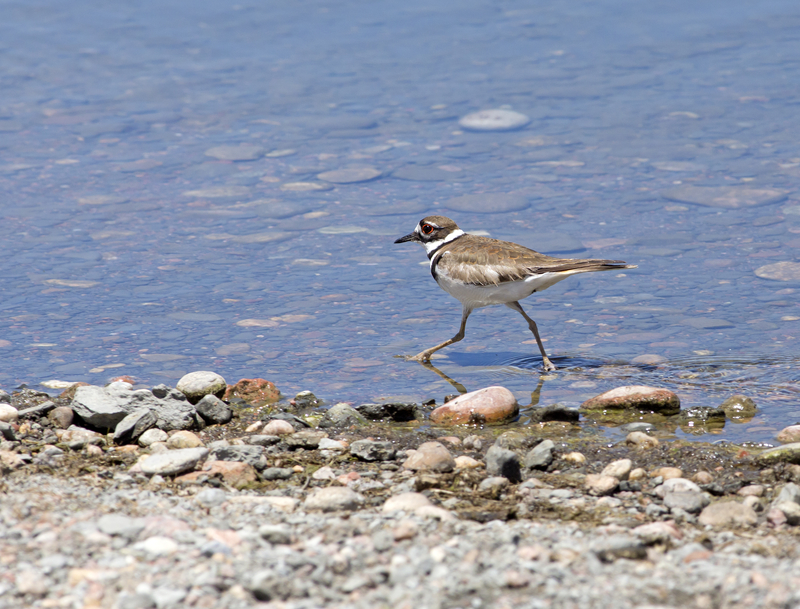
[580,386,680,416]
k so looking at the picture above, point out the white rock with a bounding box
[138,428,168,447]
[601,459,632,480]
[0,404,19,422]
[656,478,701,498]
[383,492,433,513]
[176,371,226,403]
[139,447,209,476]
[134,536,178,556]
[304,487,364,512]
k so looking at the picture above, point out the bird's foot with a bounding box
[542,357,557,372]
[405,352,432,363]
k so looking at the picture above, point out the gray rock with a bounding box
[664,491,710,514]
[756,443,800,465]
[318,403,368,428]
[0,422,15,441]
[0,389,9,403]
[773,501,800,525]
[175,371,226,404]
[524,440,555,470]
[260,467,294,480]
[247,435,281,446]
[620,422,656,433]
[773,482,800,506]
[284,430,326,449]
[97,514,145,539]
[485,444,522,483]
[293,391,320,408]
[356,402,422,422]
[140,447,209,476]
[194,394,232,425]
[593,535,647,562]
[259,524,292,544]
[17,400,57,419]
[350,439,397,462]
[72,384,134,429]
[249,569,291,601]
[210,445,268,471]
[195,488,228,508]
[116,592,156,609]
[478,476,510,493]
[114,409,157,445]
[144,385,197,431]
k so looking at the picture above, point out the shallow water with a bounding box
[1,0,799,443]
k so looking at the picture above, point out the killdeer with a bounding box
[394,215,636,371]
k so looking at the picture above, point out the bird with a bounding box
[394,215,636,371]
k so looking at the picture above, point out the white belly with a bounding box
[436,270,572,308]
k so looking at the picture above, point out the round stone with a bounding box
[755,261,800,282]
[139,447,209,477]
[262,420,294,436]
[317,167,382,184]
[698,501,758,527]
[176,371,227,404]
[719,395,757,419]
[601,459,632,480]
[166,430,204,449]
[625,432,659,449]
[0,403,19,422]
[430,386,518,425]
[459,109,531,132]
[138,428,168,447]
[443,193,530,214]
[778,425,800,444]
[383,492,433,513]
[204,144,264,161]
[304,487,364,512]
[402,441,455,472]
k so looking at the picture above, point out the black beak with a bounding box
[394,232,418,244]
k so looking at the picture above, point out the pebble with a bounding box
[383,492,433,513]
[204,144,264,161]
[662,185,787,208]
[356,402,421,422]
[698,501,758,526]
[581,385,680,415]
[402,442,455,472]
[166,430,204,449]
[138,428,168,446]
[350,439,396,461]
[485,444,521,482]
[692,471,714,484]
[773,482,800,506]
[755,261,800,282]
[629,468,646,481]
[632,521,683,544]
[719,395,757,419]
[777,425,800,444]
[304,487,364,512]
[626,432,659,449]
[134,536,179,556]
[318,438,346,451]
[562,452,586,464]
[524,439,554,470]
[458,109,531,131]
[47,406,74,428]
[138,447,209,476]
[592,535,647,562]
[0,403,19,422]
[652,467,683,480]
[195,488,228,508]
[738,485,764,497]
[429,386,518,425]
[262,420,295,435]
[773,501,800,525]
[454,455,482,469]
[224,378,280,406]
[601,459,632,480]
[258,524,292,545]
[664,491,709,514]
[176,371,227,404]
[392,519,418,541]
[319,403,368,428]
[177,461,257,488]
[195,395,233,425]
[479,476,510,493]
[585,474,619,496]
[317,166,382,183]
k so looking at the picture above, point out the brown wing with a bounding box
[437,234,635,285]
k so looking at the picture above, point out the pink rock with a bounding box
[698,501,758,527]
[632,521,683,543]
[767,507,787,527]
[262,420,294,435]
[585,474,619,496]
[430,386,518,425]
[224,378,280,407]
[580,385,680,415]
[777,425,800,444]
[402,441,455,472]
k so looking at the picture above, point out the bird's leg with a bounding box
[506,301,556,371]
[408,306,471,362]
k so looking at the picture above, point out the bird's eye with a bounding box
[421,224,433,235]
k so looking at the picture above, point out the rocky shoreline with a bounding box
[2,372,800,609]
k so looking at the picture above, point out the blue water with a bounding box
[2,0,799,443]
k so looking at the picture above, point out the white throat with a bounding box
[423,229,464,255]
